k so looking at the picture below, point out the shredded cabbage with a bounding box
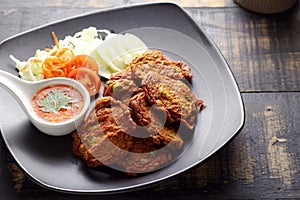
[58,27,114,55]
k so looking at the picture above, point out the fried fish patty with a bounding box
[118,137,173,175]
[130,50,192,82]
[103,78,137,105]
[72,96,136,167]
[74,50,201,175]
[103,50,193,101]
[142,73,198,130]
[129,89,166,129]
[129,89,184,150]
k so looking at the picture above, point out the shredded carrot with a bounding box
[57,47,74,57]
[42,56,66,78]
[20,65,28,72]
[44,48,52,52]
[51,31,59,49]
[40,32,75,79]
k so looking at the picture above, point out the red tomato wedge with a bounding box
[66,55,99,74]
[68,68,101,96]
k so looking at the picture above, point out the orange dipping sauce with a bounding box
[31,84,84,123]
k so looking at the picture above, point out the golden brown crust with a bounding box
[142,73,198,130]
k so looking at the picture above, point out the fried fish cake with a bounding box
[130,50,191,82]
[118,137,173,175]
[142,73,198,130]
[103,50,193,104]
[103,78,138,105]
[74,50,202,175]
[72,96,136,167]
[129,89,184,149]
[129,89,167,131]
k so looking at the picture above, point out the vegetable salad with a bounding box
[10,27,148,95]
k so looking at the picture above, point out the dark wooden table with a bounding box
[0,0,299,199]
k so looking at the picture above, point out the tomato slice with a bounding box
[66,55,99,74]
[68,68,101,96]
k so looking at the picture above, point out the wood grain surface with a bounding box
[0,0,299,199]
[188,8,300,92]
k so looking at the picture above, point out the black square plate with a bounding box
[0,2,244,194]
